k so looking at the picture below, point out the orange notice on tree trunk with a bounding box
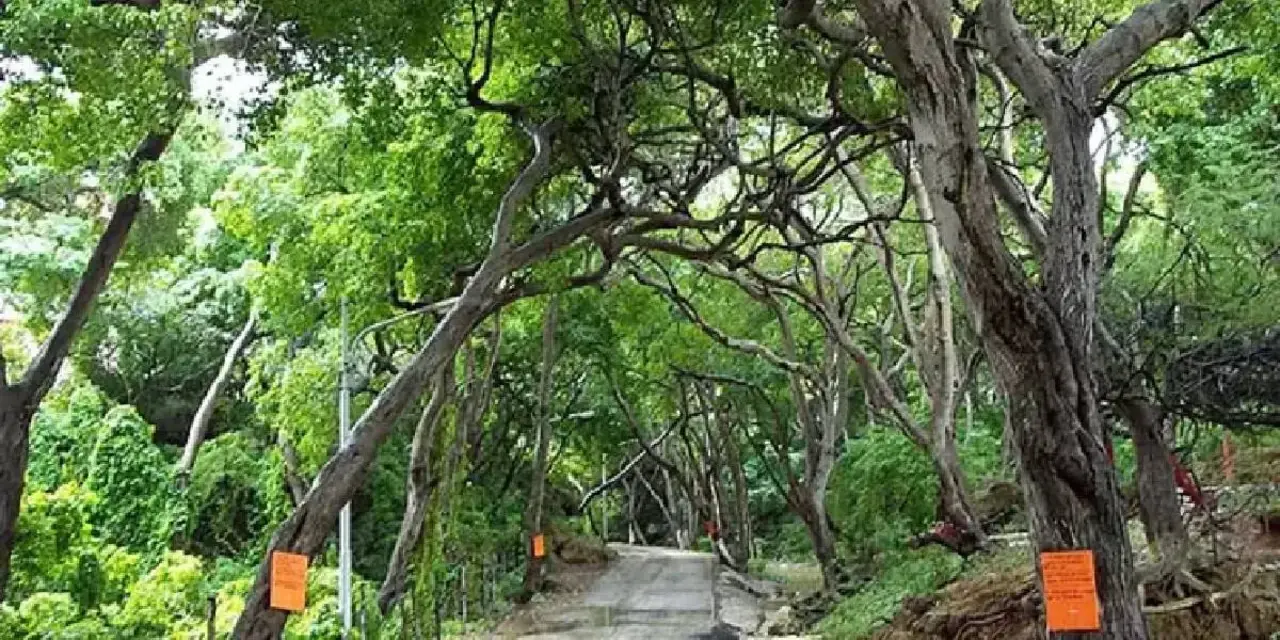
[532,533,547,559]
[1041,550,1100,632]
[270,551,308,612]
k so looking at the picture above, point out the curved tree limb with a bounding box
[629,267,816,377]
[177,307,259,480]
[985,156,1049,258]
[1078,0,1223,101]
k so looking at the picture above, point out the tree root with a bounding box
[1141,558,1266,614]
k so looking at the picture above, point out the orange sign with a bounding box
[532,533,547,559]
[270,551,308,612]
[1041,550,1100,632]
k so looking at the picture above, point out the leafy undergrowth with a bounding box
[814,546,969,639]
[865,548,1038,640]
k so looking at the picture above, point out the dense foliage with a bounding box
[1,0,1277,638]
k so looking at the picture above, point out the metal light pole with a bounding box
[338,301,353,637]
[337,295,459,636]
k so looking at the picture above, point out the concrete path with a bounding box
[499,545,717,639]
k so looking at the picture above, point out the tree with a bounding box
[228,4,742,631]
[1,0,1275,637]
[0,131,173,598]
[521,295,558,596]
[176,307,258,479]
[777,0,1226,636]
[0,0,253,595]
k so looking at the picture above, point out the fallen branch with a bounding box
[1143,596,1202,614]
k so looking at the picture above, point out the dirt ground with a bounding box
[870,556,1280,640]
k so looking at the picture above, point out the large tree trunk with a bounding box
[804,432,841,592]
[801,347,846,593]
[793,485,840,593]
[1117,397,1192,563]
[177,308,258,480]
[0,388,33,602]
[723,420,752,563]
[932,441,981,540]
[521,296,558,597]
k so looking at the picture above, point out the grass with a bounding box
[747,559,825,595]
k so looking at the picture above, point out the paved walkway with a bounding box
[498,545,717,639]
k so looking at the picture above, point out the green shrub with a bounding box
[25,381,182,554]
[8,483,99,601]
[817,547,963,639]
[828,427,936,558]
[754,520,819,562]
[110,550,207,638]
[183,432,292,559]
[84,406,181,552]
[26,385,110,492]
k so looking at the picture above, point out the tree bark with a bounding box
[787,302,846,593]
[0,130,172,600]
[1116,397,1192,563]
[694,381,752,566]
[661,463,689,549]
[793,485,840,593]
[0,387,33,602]
[177,308,258,480]
[277,432,308,506]
[722,411,752,563]
[802,454,841,592]
[521,296,558,597]
[877,154,987,544]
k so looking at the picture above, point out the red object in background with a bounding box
[1103,428,1207,511]
[703,520,719,540]
[1170,454,1207,510]
[933,521,961,546]
[1222,433,1236,482]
